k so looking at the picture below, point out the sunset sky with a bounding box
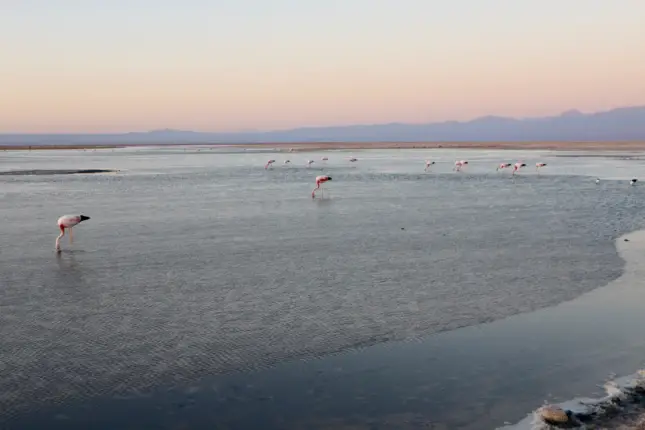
[2,0,645,133]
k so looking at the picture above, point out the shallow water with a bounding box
[2,148,645,429]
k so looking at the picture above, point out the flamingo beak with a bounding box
[328,177,332,180]
[80,215,90,221]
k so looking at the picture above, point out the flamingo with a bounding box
[55,215,90,251]
[512,162,527,175]
[425,160,435,171]
[496,163,512,171]
[284,160,291,165]
[536,162,547,174]
[265,159,275,169]
[306,160,314,167]
[348,157,358,162]
[453,160,468,171]
[631,178,638,186]
[321,156,328,161]
[312,175,332,198]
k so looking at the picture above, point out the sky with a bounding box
[1,0,645,133]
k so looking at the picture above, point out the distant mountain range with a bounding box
[2,106,645,145]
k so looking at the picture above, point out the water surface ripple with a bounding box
[2,150,645,422]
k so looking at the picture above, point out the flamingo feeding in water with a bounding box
[55,215,90,251]
[425,160,435,171]
[265,159,275,169]
[536,162,547,174]
[312,175,332,198]
[284,160,291,164]
[496,163,512,171]
[512,162,527,175]
[454,160,468,171]
[306,160,314,167]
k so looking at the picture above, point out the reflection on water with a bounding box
[54,251,83,281]
[2,149,645,429]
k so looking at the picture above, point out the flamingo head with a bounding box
[80,215,90,222]
[520,163,526,167]
[327,176,332,181]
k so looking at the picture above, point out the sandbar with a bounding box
[3,141,645,152]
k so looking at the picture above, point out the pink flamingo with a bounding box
[512,162,527,175]
[536,162,547,174]
[425,160,435,171]
[312,175,332,198]
[55,214,90,251]
[265,159,275,169]
[496,163,512,171]
[453,160,468,171]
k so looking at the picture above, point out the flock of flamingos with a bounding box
[54,153,639,252]
[263,156,550,198]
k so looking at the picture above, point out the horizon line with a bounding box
[2,105,644,136]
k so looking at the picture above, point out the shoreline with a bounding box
[3,141,645,152]
[501,229,645,429]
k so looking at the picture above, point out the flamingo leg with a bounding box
[56,226,65,251]
[69,227,74,244]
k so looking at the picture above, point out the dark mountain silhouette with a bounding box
[2,106,645,145]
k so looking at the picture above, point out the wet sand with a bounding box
[3,141,645,151]
[243,141,645,152]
